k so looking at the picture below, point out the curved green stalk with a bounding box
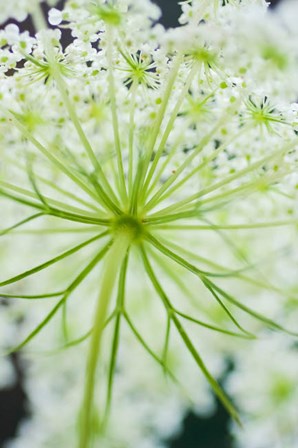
[6,157,100,212]
[132,54,183,211]
[6,112,102,204]
[153,220,298,230]
[148,141,295,217]
[2,243,111,356]
[0,213,44,237]
[141,61,200,199]
[128,80,138,195]
[140,244,241,426]
[124,311,178,384]
[79,235,131,448]
[106,26,128,205]
[0,231,108,287]
[146,125,252,211]
[0,181,102,217]
[104,253,129,424]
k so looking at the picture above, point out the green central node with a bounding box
[112,215,144,241]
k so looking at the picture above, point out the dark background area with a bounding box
[0,0,285,447]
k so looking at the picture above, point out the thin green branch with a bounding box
[0,213,44,237]
[132,54,183,210]
[147,141,295,218]
[128,80,138,195]
[11,226,100,235]
[5,156,100,213]
[141,61,199,199]
[145,125,251,212]
[145,233,255,337]
[140,244,241,425]
[156,236,284,296]
[47,312,116,354]
[0,291,64,300]
[106,26,127,205]
[0,188,111,226]
[153,220,298,231]
[89,174,122,215]
[0,180,103,217]
[0,231,108,287]
[4,242,111,355]
[206,278,298,337]
[104,253,129,423]
[162,315,171,373]
[124,311,178,384]
[7,111,103,204]
[174,309,256,339]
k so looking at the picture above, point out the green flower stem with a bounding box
[7,112,102,204]
[52,71,121,209]
[134,54,183,209]
[143,53,183,166]
[143,121,222,212]
[6,157,100,212]
[148,141,294,218]
[206,278,298,337]
[144,209,200,225]
[31,4,118,206]
[0,188,111,226]
[143,247,255,339]
[50,73,101,174]
[11,227,100,235]
[4,242,110,355]
[79,235,131,448]
[104,253,129,424]
[175,306,255,339]
[141,61,200,199]
[198,172,286,207]
[0,291,64,300]
[146,90,217,199]
[143,103,241,212]
[47,209,110,226]
[148,233,297,337]
[128,80,138,195]
[50,312,116,354]
[140,245,241,426]
[0,213,44,237]
[0,188,47,211]
[129,156,146,215]
[89,175,122,216]
[146,125,252,211]
[145,124,189,198]
[146,233,254,337]
[162,315,171,372]
[155,235,286,295]
[153,220,298,230]
[0,180,101,218]
[106,25,128,206]
[0,231,108,287]
[124,311,178,384]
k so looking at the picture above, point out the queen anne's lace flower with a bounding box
[0,1,298,447]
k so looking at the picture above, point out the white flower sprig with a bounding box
[0,1,298,447]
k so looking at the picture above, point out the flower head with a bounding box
[0,1,298,447]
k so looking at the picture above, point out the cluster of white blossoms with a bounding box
[0,0,298,447]
[0,0,59,25]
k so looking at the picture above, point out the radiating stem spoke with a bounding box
[140,244,241,425]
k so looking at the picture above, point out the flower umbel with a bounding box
[0,1,298,447]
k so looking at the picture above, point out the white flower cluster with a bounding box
[0,0,298,447]
[0,0,59,25]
